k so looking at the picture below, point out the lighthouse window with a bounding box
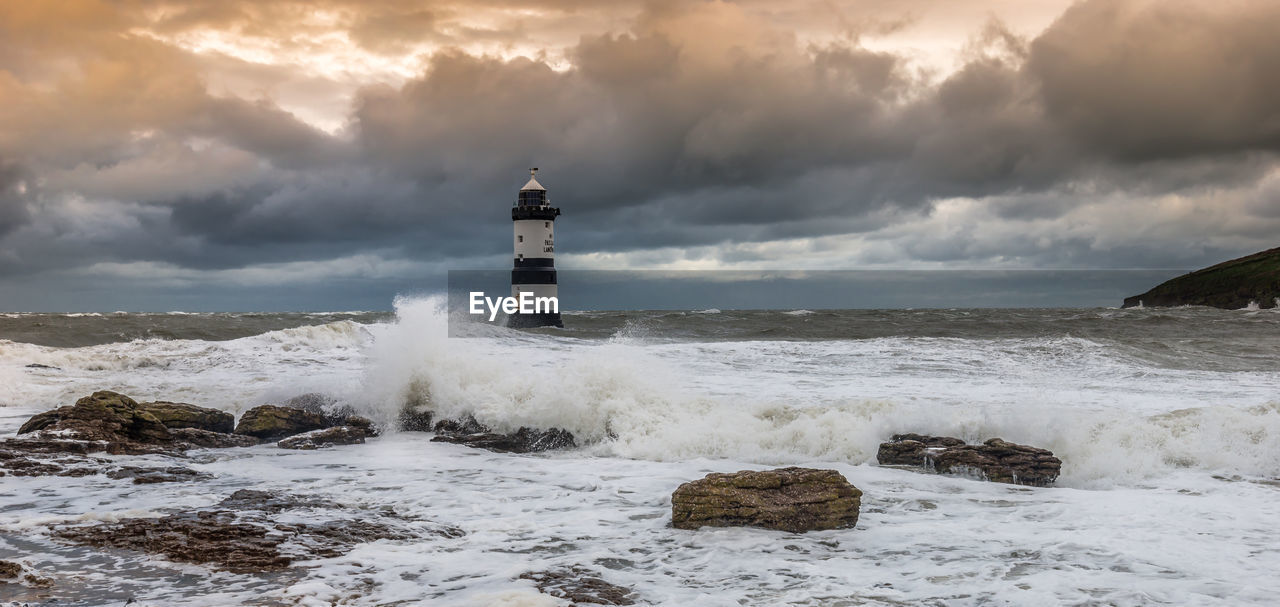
[518,235,523,242]
[544,222,550,228]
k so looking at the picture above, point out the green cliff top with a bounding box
[1123,247,1280,309]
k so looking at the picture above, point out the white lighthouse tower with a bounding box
[508,168,563,328]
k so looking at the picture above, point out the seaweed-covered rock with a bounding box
[877,435,1061,487]
[16,391,173,447]
[431,425,576,453]
[139,401,234,434]
[234,405,331,441]
[671,467,861,533]
[278,426,367,450]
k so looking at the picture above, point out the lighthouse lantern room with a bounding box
[508,168,563,328]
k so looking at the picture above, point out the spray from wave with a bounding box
[356,296,1280,489]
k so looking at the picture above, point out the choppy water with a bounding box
[1,300,1279,606]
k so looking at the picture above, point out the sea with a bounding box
[1,297,1279,606]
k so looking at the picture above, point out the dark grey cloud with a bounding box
[0,159,30,237]
[1,0,1278,309]
[1028,0,1280,161]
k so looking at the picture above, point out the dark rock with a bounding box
[22,572,54,587]
[55,512,292,572]
[433,415,488,435]
[519,567,635,605]
[0,440,106,478]
[341,415,379,437]
[234,404,331,441]
[54,490,411,573]
[283,393,376,434]
[236,396,380,441]
[431,426,576,453]
[16,391,173,447]
[278,426,367,450]
[1123,246,1280,309]
[876,434,966,466]
[284,393,350,420]
[0,559,20,578]
[932,438,1062,487]
[0,560,52,589]
[877,435,1062,487]
[105,466,209,484]
[138,401,234,434]
[397,406,434,432]
[170,427,259,448]
[282,519,409,559]
[0,437,96,455]
[0,438,218,483]
[24,363,58,369]
[891,433,966,447]
[216,489,336,513]
[671,467,861,533]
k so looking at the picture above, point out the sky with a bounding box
[0,0,1277,311]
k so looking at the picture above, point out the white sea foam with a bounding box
[355,297,1280,488]
[3,297,1280,605]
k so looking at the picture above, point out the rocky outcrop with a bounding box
[877,435,1062,487]
[278,426,367,450]
[105,466,209,484]
[0,559,19,579]
[170,427,259,448]
[0,559,53,588]
[283,393,379,436]
[235,397,379,442]
[1123,246,1280,309]
[671,467,861,533]
[431,418,576,453]
[138,401,234,434]
[0,441,104,478]
[14,391,262,454]
[433,416,489,435]
[932,439,1062,487]
[53,489,414,572]
[519,567,635,605]
[17,391,173,449]
[234,405,332,441]
[876,434,965,466]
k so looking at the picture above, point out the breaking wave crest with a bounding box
[360,297,1280,489]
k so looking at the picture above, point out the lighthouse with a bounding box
[508,168,563,328]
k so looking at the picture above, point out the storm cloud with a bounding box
[0,0,1277,309]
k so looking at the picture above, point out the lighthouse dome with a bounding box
[517,168,549,207]
[520,175,546,191]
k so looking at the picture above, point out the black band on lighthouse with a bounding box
[512,269,557,284]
